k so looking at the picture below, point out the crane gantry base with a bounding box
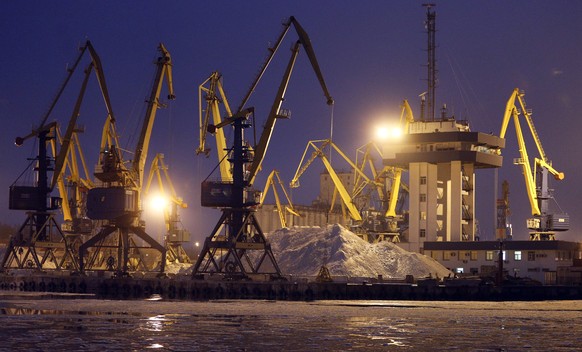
[192,209,283,280]
[78,225,166,277]
[1,212,79,272]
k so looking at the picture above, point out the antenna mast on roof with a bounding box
[423,3,437,121]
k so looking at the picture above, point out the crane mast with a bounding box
[499,88,568,240]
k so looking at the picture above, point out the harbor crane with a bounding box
[260,170,301,228]
[144,153,191,263]
[290,139,396,242]
[290,139,368,224]
[289,100,414,242]
[81,44,174,275]
[355,141,409,241]
[193,16,333,279]
[2,41,112,271]
[499,88,568,240]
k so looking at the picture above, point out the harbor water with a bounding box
[0,295,581,351]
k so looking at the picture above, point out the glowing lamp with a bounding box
[150,195,169,212]
[375,125,403,141]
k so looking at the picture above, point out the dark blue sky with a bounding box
[1,1,581,243]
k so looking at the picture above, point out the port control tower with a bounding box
[382,117,504,253]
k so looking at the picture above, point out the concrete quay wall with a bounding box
[1,274,582,301]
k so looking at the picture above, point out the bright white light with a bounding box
[375,125,403,141]
[149,195,169,212]
[375,126,390,140]
[390,127,403,139]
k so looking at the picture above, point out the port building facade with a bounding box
[382,119,504,253]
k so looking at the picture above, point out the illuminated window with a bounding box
[443,252,450,261]
[528,251,535,261]
[514,251,522,261]
[470,251,478,261]
[420,211,427,220]
[486,251,494,261]
[420,176,427,185]
[420,193,427,202]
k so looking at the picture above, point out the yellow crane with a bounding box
[82,43,174,275]
[3,41,112,271]
[197,72,233,181]
[291,138,408,241]
[354,141,409,239]
[260,170,301,228]
[144,153,191,263]
[193,17,332,279]
[499,88,568,240]
[290,139,378,224]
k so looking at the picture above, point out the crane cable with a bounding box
[328,102,334,166]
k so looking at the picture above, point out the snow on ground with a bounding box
[267,224,452,280]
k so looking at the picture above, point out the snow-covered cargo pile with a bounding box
[267,224,451,279]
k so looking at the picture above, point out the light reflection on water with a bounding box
[0,299,580,351]
[145,314,166,332]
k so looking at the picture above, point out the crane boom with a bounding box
[242,17,333,186]
[237,16,333,113]
[50,62,93,191]
[246,41,300,186]
[133,43,175,188]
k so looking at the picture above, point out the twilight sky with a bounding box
[1,1,581,243]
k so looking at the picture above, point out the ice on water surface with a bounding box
[0,298,580,351]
